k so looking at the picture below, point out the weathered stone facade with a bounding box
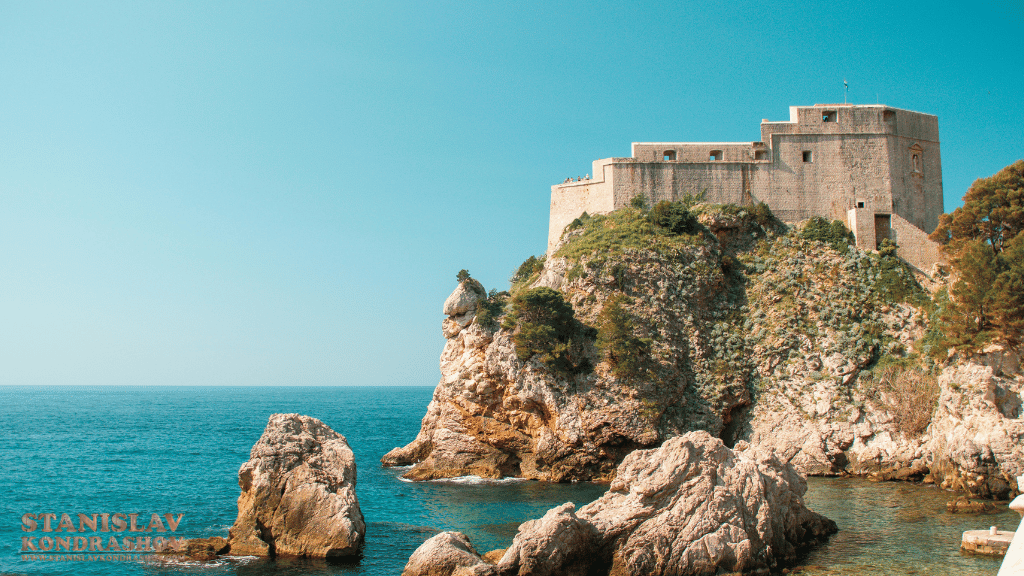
[549,104,944,272]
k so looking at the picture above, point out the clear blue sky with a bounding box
[1,1,1021,386]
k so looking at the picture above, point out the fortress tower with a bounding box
[548,104,944,272]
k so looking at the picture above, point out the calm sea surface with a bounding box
[0,386,1015,575]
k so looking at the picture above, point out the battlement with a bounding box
[549,104,945,273]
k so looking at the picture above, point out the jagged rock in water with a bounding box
[402,431,836,576]
[228,413,364,558]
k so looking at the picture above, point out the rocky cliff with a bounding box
[384,205,1024,497]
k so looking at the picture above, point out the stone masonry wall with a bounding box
[548,104,944,268]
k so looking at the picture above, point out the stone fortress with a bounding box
[548,104,944,272]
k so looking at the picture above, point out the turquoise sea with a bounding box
[0,386,1016,575]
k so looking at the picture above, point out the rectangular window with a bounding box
[754,150,766,160]
[802,151,813,163]
[822,110,837,122]
[709,150,722,161]
[663,150,676,161]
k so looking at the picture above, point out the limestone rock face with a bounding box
[228,413,364,558]
[387,209,1024,495]
[747,352,1024,498]
[443,280,486,335]
[402,431,836,576]
[926,360,1024,497]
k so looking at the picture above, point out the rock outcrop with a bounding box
[385,206,1024,497]
[401,531,489,576]
[402,431,837,576]
[228,413,364,558]
[748,351,1024,498]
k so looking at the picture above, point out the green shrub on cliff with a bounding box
[476,290,510,328]
[800,217,854,254]
[504,287,595,377]
[597,295,652,380]
[510,255,545,293]
[649,201,700,235]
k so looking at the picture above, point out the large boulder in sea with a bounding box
[227,413,364,558]
[402,431,836,576]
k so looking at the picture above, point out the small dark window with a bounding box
[709,150,722,161]
[754,150,766,160]
[822,110,837,122]
[857,201,865,208]
[802,151,813,163]
[883,110,896,122]
[663,150,676,161]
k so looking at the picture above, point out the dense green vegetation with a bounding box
[475,289,509,328]
[649,200,700,235]
[930,160,1024,349]
[503,287,595,377]
[510,255,545,293]
[596,295,651,380]
[800,217,854,254]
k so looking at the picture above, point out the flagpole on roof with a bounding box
[844,79,848,104]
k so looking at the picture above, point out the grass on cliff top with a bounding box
[554,208,705,261]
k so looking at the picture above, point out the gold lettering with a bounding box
[78,513,98,532]
[88,536,103,551]
[21,513,37,532]
[164,513,183,531]
[100,512,110,532]
[20,536,37,551]
[73,536,88,551]
[111,513,127,532]
[129,513,144,532]
[40,513,57,532]
[146,513,166,532]
[55,536,71,551]
[105,536,121,551]
[56,513,76,532]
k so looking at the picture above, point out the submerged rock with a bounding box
[403,431,836,576]
[228,413,364,558]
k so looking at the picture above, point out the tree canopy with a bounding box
[931,161,1024,348]
[930,160,1024,255]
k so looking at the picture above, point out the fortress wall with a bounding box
[548,160,617,252]
[547,105,945,261]
[847,208,877,250]
[766,133,893,223]
[609,162,752,209]
[632,143,763,163]
[887,111,942,233]
[892,213,944,273]
[895,110,940,142]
